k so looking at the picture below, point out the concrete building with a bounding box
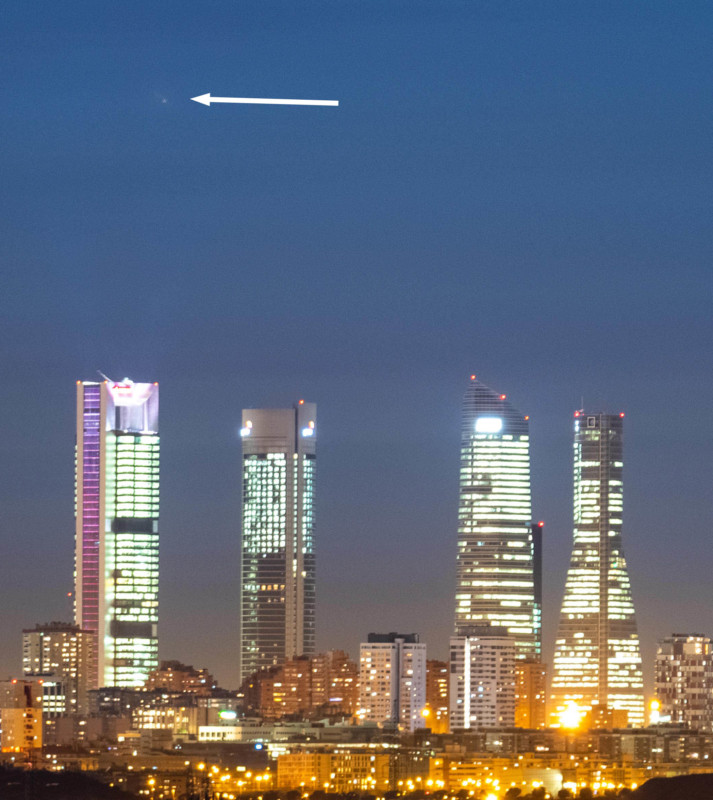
[145,661,217,695]
[75,379,160,688]
[22,621,95,714]
[655,634,713,731]
[425,660,449,733]
[359,633,427,732]
[449,627,516,729]
[0,680,43,753]
[239,402,316,681]
[515,658,547,729]
[551,412,644,727]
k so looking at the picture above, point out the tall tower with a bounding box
[455,377,539,659]
[551,412,644,727]
[239,402,316,682]
[75,379,159,688]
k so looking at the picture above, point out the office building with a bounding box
[75,379,160,688]
[449,626,516,729]
[655,634,713,731]
[455,376,539,659]
[239,402,316,681]
[358,633,427,732]
[551,412,644,727]
[22,622,95,714]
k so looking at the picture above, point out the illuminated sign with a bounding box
[219,710,237,721]
[475,417,503,433]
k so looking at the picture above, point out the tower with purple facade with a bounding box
[75,379,159,688]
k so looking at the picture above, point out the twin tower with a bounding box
[458,376,645,726]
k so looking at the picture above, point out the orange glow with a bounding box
[524,415,529,420]
[298,399,304,405]
[574,411,580,417]
[470,374,476,381]
[619,412,625,417]
[500,394,506,400]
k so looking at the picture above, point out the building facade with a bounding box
[75,379,160,688]
[0,680,43,753]
[449,627,516,729]
[515,658,547,729]
[358,633,427,732]
[455,377,539,659]
[22,622,95,714]
[239,402,317,681]
[551,412,644,727]
[425,660,450,733]
[655,634,713,731]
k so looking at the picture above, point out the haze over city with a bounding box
[2,0,712,701]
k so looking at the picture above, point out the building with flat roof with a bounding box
[359,633,426,732]
[655,633,713,731]
[75,379,159,688]
[239,402,316,681]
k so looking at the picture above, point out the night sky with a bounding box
[2,1,712,695]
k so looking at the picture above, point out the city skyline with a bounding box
[1,2,711,698]
[3,373,702,703]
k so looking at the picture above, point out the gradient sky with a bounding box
[1,1,712,695]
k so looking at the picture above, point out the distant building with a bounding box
[145,661,217,695]
[515,658,547,729]
[75,379,160,688]
[0,680,42,752]
[551,412,644,727]
[425,660,450,733]
[450,627,516,729]
[22,622,95,715]
[455,377,540,659]
[359,633,427,732]
[239,403,317,682]
[240,651,358,720]
[655,634,713,731]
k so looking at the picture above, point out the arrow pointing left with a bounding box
[191,93,339,107]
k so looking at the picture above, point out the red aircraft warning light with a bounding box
[500,394,506,400]
[538,521,545,528]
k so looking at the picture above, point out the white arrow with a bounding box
[191,93,338,107]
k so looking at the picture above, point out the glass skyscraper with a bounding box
[455,377,540,659]
[239,402,316,682]
[551,412,644,727]
[75,379,159,688]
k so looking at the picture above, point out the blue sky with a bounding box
[1,1,712,691]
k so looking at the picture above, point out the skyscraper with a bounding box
[551,412,644,727]
[239,402,316,682]
[75,379,159,688]
[455,377,539,659]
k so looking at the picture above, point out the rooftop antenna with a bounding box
[97,371,112,382]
